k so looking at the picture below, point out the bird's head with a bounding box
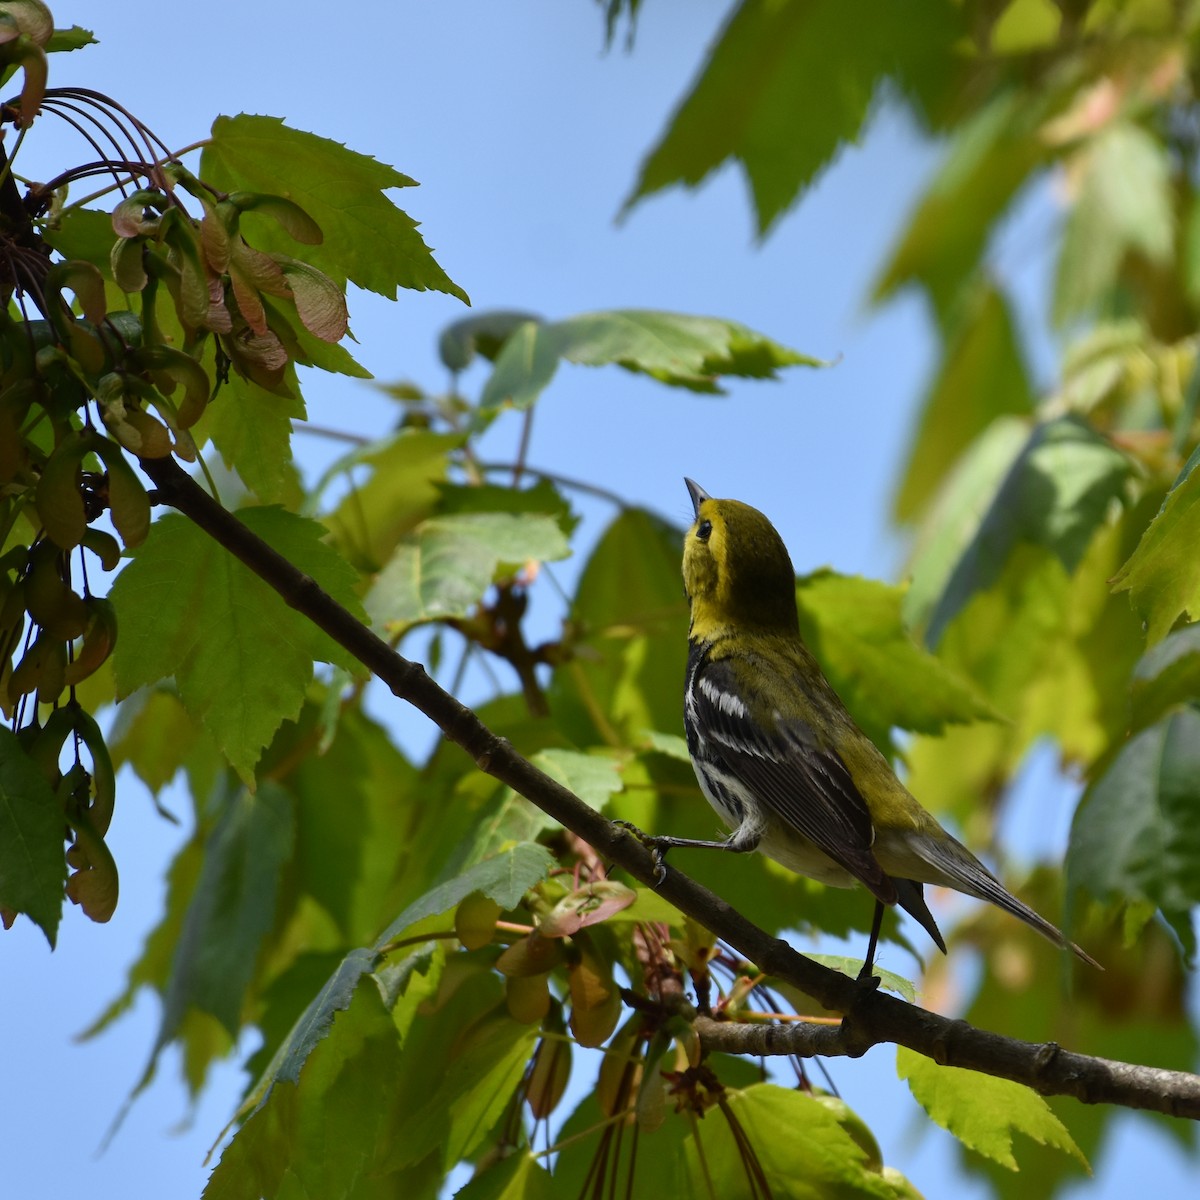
[682,478,799,639]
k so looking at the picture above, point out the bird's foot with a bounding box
[854,965,882,990]
[612,820,670,885]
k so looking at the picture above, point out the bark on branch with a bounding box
[139,454,1200,1122]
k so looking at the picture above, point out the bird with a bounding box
[640,477,1098,980]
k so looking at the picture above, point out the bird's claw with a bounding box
[854,967,882,991]
[613,820,670,886]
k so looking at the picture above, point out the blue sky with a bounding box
[2,3,1195,1197]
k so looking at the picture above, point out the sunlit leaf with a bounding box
[624,0,962,235]
[365,511,570,632]
[796,569,999,752]
[682,1083,911,1197]
[897,1047,1088,1171]
[911,416,1130,646]
[1111,448,1200,643]
[548,507,687,745]
[203,114,468,302]
[1054,122,1174,325]
[203,980,401,1200]
[455,1153,558,1200]
[480,309,821,412]
[110,510,364,782]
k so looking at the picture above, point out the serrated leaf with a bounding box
[204,981,400,1200]
[1111,448,1200,642]
[196,364,305,505]
[109,509,363,782]
[803,954,916,1002]
[480,309,821,412]
[529,748,623,812]
[241,843,552,1117]
[365,511,570,632]
[683,1084,908,1196]
[639,730,691,761]
[127,781,294,1108]
[0,727,66,946]
[796,569,999,751]
[202,114,467,302]
[623,0,961,236]
[897,1047,1087,1172]
[1067,709,1200,920]
[163,781,293,1037]
[376,841,553,934]
[913,416,1130,645]
[46,24,95,52]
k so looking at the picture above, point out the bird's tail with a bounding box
[911,835,1101,969]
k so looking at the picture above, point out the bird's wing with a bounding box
[692,657,896,903]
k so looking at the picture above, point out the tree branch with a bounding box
[138,454,1200,1121]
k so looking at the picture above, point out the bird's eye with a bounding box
[696,519,712,542]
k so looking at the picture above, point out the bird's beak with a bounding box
[684,477,710,517]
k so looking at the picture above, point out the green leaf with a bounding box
[804,954,916,1003]
[204,980,401,1200]
[1111,448,1200,642]
[455,1153,557,1200]
[202,114,468,302]
[375,842,554,943]
[438,309,542,372]
[894,283,1034,522]
[365,511,571,633]
[548,507,687,745]
[912,416,1130,645]
[435,478,577,533]
[241,843,552,1112]
[108,686,200,794]
[110,509,364,783]
[197,365,305,506]
[480,309,821,413]
[623,0,962,235]
[529,748,623,811]
[796,569,999,752]
[392,1015,537,1172]
[1130,624,1200,733]
[875,91,1051,320]
[1054,122,1175,325]
[46,25,96,52]
[319,429,462,572]
[682,1083,907,1197]
[126,780,293,1109]
[291,706,419,942]
[166,781,294,1037]
[0,727,66,946]
[1067,708,1200,922]
[897,1047,1088,1172]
